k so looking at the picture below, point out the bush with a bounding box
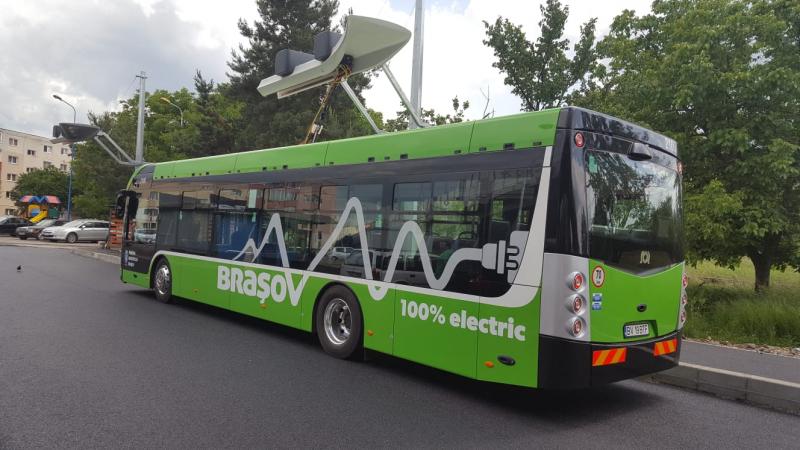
[683,264,800,347]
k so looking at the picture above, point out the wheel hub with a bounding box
[323,298,351,345]
[155,265,171,296]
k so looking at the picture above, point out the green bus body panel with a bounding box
[134,108,562,187]
[235,142,329,173]
[152,161,175,180]
[170,255,230,309]
[393,290,481,379]
[325,121,474,165]
[122,268,149,288]
[476,294,540,387]
[173,154,237,178]
[589,261,682,342]
[343,282,395,355]
[469,110,559,153]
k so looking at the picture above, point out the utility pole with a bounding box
[135,71,147,164]
[409,0,424,129]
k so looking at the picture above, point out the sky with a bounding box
[0,0,648,138]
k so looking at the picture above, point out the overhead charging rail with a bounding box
[257,15,427,141]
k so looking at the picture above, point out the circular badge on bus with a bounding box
[592,265,605,288]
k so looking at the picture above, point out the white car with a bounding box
[40,219,110,243]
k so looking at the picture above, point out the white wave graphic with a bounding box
[232,197,526,305]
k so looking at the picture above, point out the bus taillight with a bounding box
[574,132,585,148]
[567,272,585,291]
[568,317,586,338]
[566,294,585,314]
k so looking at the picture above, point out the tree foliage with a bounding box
[483,0,597,111]
[9,167,71,205]
[384,97,470,132]
[571,0,800,290]
[227,0,375,148]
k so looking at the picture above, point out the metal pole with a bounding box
[382,64,426,128]
[52,94,77,220]
[66,144,74,221]
[341,81,382,134]
[135,71,147,164]
[409,0,424,130]
[160,97,184,127]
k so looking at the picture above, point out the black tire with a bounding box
[315,285,363,359]
[66,233,78,244]
[18,236,27,240]
[152,259,174,303]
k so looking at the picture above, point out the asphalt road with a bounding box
[1,246,798,449]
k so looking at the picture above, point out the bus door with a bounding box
[120,190,157,276]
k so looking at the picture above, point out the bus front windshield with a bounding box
[585,149,683,272]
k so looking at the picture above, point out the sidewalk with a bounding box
[643,339,800,415]
[69,246,120,264]
[682,340,800,384]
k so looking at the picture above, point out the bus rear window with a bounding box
[585,149,683,272]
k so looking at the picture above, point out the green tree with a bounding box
[571,0,800,290]
[192,71,242,157]
[71,112,134,219]
[483,0,597,111]
[9,167,71,205]
[384,97,470,132]
[227,0,375,149]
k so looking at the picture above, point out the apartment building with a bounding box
[0,127,72,215]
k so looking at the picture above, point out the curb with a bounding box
[642,362,800,415]
[70,248,120,264]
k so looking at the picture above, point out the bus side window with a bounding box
[263,183,317,269]
[156,191,181,248]
[175,191,212,255]
[430,175,482,293]
[213,188,261,261]
[480,167,540,296]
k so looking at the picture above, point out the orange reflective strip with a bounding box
[610,348,627,364]
[654,339,677,356]
[593,348,627,366]
[592,350,609,366]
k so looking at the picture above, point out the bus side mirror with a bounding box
[114,194,127,219]
[115,190,138,219]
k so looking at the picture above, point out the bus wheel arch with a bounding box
[313,282,364,360]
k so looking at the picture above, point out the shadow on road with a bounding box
[127,289,661,421]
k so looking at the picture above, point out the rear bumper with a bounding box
[537,332,681,389]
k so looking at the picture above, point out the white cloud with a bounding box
[0,0,648,137]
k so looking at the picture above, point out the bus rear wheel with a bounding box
[153,259,174,303]
[315,286,363,359]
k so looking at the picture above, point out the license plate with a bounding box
[624,323,649,338]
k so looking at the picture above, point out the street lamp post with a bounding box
[159,97,184,127]
[52,94,76,221]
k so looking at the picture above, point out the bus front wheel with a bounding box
[315,286,363,359]
[153,259,174,303]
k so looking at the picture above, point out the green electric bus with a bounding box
[116,106,686,388]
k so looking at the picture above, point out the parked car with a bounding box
[40,219,110,243]
[0,216,32,236]
[15,219,67,240]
